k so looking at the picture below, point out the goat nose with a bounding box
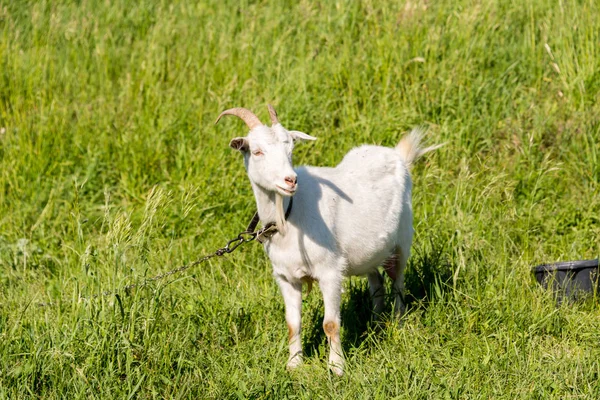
[284,176,297,188]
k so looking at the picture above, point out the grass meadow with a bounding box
[1,0,600,398]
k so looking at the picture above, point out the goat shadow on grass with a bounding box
[302,239,453,358]
[404,239,454,306]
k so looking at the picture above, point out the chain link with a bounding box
[35,218,277,307]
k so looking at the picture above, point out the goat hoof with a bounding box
[329,363,344,376]
[286,353,303,370]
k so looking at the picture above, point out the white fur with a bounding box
[228,122,439,376]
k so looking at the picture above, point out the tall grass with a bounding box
[1,0,599,398]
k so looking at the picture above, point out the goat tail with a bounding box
[395,127,445,168]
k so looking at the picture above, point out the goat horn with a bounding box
[215,108,263,130]
[267,104,279,125]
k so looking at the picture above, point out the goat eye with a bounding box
[252,150,264,156]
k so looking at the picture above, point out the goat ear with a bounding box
[289,130,317,142]
[229,137,249,152]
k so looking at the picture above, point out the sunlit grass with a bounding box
[1,0,599,398]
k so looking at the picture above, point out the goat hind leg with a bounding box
[392,248,408,319]
[367,270,385,317]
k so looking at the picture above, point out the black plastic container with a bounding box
[533,259,599,302]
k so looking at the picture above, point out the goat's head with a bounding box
[215,105,316,197]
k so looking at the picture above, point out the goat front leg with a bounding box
[319,274,344,376]
[275,276,303,370]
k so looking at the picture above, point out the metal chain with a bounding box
[35,216,278,308]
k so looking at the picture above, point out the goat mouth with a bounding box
[276,185,297,196]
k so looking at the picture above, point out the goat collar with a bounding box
[246,197,293,242]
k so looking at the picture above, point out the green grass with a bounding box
[1,0,600,397]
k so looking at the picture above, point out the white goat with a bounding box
[216,105,441,375]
